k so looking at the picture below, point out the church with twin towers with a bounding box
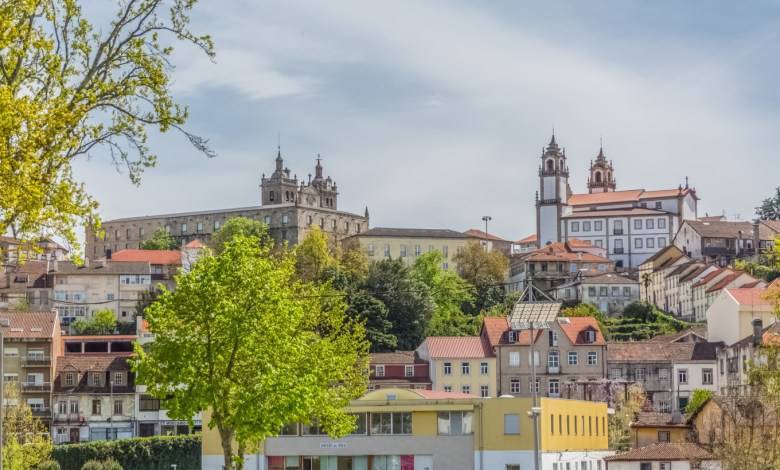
[534,134,699,269]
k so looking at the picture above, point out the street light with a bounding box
[481,216,492,236]
[0,317,10,470]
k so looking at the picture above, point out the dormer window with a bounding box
[507,331,517,343]
[584,330,596,343]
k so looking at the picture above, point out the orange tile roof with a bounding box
[706,272,746,293]
[464,229,507,242]
[420,336,491,359]
[517,233,537,244]
[567,188,693,207]
[557,317,606,345]
[605,443,714,462]
[111,249,181,265]
[0,311,59,339]
[185,239,206,249]
[693,268,728,287]
[563,208,668,218]
[481,317,510,348]
[727,287,774,306]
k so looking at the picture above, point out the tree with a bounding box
[685,389,714,414]
[133,235,368,469]
[411,252,477,336]
[453,242,509,314]
[756,187,780,220]
[139,228,177,251]
[364,259,434,350]
[73,309,117,335]
[2,384,53,469]
[608,383,646,451]
[0,0,214,255]
[209,217,269,254]
[295,228,337,283]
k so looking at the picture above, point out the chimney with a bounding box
[753,318,763,347]
[753,219,761,262]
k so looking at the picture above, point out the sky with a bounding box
[73,0,780,242]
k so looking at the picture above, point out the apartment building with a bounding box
[0,311,62,429]
[717,318,780,396]
[368,351,431,391]
[509,241,614,292]
[349,228,471,271]
[463,229,514,255]
[0,236,69,266]
[483,316,607,399]
[706,287,777,346]
[416,336,496,398]
[49,260,152,325]
[109,249,181,290]
[552,273,639,315]
[0,260,53,310]
[638,245,687,307]
[674,219,777,265]
[52,354,135,443]
[201,388,614,470]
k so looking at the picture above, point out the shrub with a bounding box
[52,434,200,470]
[81,462,104,470]
[36,461,62,470]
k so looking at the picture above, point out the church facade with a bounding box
[85,148,369,259]
[535,135,698,269]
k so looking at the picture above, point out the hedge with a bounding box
[51,434,201,470]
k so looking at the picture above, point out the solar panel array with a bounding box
[508,301,562,329]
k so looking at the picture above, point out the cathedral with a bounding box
[535,134,699,269]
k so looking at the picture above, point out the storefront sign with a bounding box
[319,442,347,449]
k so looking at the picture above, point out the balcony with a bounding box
[614,248,625,254]
[613,229,624,235]
[31,407,51,418]
[21,381,51,392]
[547,365,560,374]
[21,356,51,367]
[53,413,84,423]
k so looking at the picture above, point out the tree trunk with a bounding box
[219,425,236,470]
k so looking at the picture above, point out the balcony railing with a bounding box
[21,356,51,367]
[613,229,624,235]
[31,407,51,417]
[547,365,560,374]
[53,413,83,423]
[21,381,51,392]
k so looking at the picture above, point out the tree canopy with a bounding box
[72,309,117,335]
[2,384,54,469]
[756,187,780,220]
[0,0,213,255]
[453,241,509,314]
[133,234,368,469]
[209,217,269,254]
[139,228,178,251]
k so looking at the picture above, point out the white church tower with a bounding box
[535,134,570,247]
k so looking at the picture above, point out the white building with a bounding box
[552,273,639,315]
[671,343,719,411]
[534,135,699,269]
[706,287,777,345]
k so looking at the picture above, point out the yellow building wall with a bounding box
[477,397,535,451]
[430,358,497,397]
[540,397,609,452]
[356,236,470,271]
[631,426,689,448]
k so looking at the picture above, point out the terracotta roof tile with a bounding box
[607,342,696,362]
[557,317,606,346]
[563,208,669,218]
[726,287,774,306]
[370,351,419,365]
[53,261,150,275]
[567,188,693,207]
[481,317,510,348]
[685,220,775,240]
[0,311,59,339]
[464,229,507,242]
[419,336,491,359]
[517,233,537,244]
[693,268,728,287]
[706,272,747,293]
[631,412,691,428]
[605,443,714,462]
[184,239,206,249]
[111,249,181,265]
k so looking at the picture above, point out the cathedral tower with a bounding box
[587,146,616,193]
[260,147,300,205]
[535,134,570,247]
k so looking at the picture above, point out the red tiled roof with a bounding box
[185,239,205,249]
[420,336,491,359]
[739,280,762,288]
[567,188,693,207]
[557,317,606,346]
[111,249,181,265]
[726,287,774,306]
[370,351,417,365]
[762,220,780,233]
[563,208,668,218]
[517,233,537,244]
[464,229,507,242]
[413,389,476,399]
[693,268,728,287]
[605,443,714,462]
[482,317,510,348]
[706,272,745,293]
[631,412,691,428]
[0,311,59,339]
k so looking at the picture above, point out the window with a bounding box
[507,331,518,343]
[480,385,489,398]
[659,369,670,381]
[703,368,713,385]
[367,243,375,257]
[58,401,67,414]
[594,221,603,231]
[282,215,289,225]
[510,378,520,393]
[528,351,540,367]
[566,415,571,435]
[623,286,632,297]
[571,222,580,232]
[443,385,452,392]
[549,330,558,346]
[480,362,489,375]
[530,377,540,394]
[599,286,608,296]
[139,395,160,411]
[375,365,385,377]
[548,379,560,396]
[89,372,102,387]
[568,352,578,365]
[461,362,470,375]
[113,400,123,415]
[180,223,187,234]
[634,219,642,230]
[92,399,101,415]
[614,220,624,234]
[443,362,452,375]
[64,373,75,386]
[461,385,471,395]
[658,431,671,443]
[437,411,472,435]
[404,365,414,377]
[634,237,643,249]
[678,369,689,385]
[594,239,603,248]
[611,286,620,297]
[113,372,124,385]
[383,244,390,257]
[635,368,646,381]
[506,466,521,470]
[548,350,559,369]
[504,414,520,434]
[371,412,411,435]
[415,245,422,256]
[399,245,407,257]
[69,400,79,414]
[588,286,597,297]
[658,237,667,247]
[196,222,203,233]
[646,219,654,230]
[659,463,672,470]
[658,218,666,229]
[583,221,591,232]
[587,352,598,365]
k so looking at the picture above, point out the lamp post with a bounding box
[0,317,10,470]
[481,215,492,236]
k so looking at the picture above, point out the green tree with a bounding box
[133,235,368,469]
[209,217,269,254]
[608,383,646,451]
[73,310,117,335]
[2,384,53,469]
[756,187,780,220]
[685,389,714,414]
[139,228,177,251]
[0,0,214,255]
[81,460,122,470]
[453,241,509,314]
[364,259,434,350]
[411,252,477,336]
[295,227,337,283]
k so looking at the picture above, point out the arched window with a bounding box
[607,171,612,181]
[595,171,602,183]
[269,191,275,202]
[546,159,554,172]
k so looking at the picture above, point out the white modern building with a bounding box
[706,287,777,345]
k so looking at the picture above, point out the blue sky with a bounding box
[74,0,780,241]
